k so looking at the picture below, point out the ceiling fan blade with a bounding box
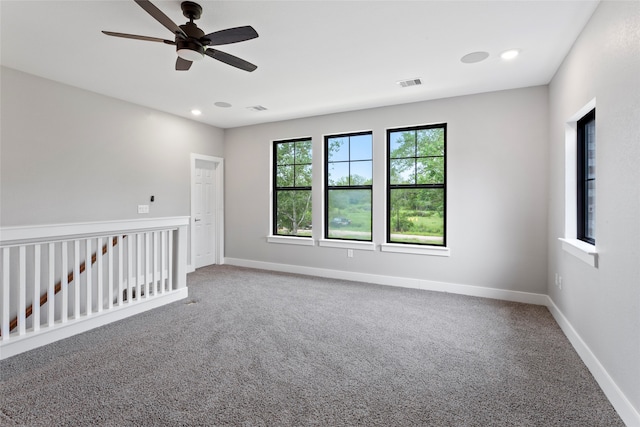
[102,31,175,44]
[202,26,259,46]
[205,49,257,72]
[176,57,193,71]
[133,0,187,39]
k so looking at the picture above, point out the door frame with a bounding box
[189,153,224,271]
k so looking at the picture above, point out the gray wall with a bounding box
[225,86,549,294]
[0,67,224,226]
[548,0,640,415]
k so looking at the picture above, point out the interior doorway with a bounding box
[190,154,224,270]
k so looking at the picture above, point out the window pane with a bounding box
[417,128,445,157]
[295,164,312,187]
[296,140,312,164]
[586,120,595,180]
[276,165,294,187]
[276,190,312,237]
[389,188,444,245]
[327,189,371,241]
[350,134,372,161]
[586,180,595,240]
[390,158,415,185]
[276,143,295,165]
[390,131,416,159]
[328,162,349,186]
[327,137,349,162]
[350,160,372,185]
[416,157,444,184]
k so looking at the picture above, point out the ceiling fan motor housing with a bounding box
[177,21,205,60]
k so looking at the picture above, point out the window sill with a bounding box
[380,243,450,257]
[267,235,315,246]
[318,239,375,251]
[559,238,598,267]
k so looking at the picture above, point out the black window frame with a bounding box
[386,123,447,246]
[272,137,313,238]
[577,109,596,245]
[324,131,373,241]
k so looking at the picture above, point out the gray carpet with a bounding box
[0,265,624,426]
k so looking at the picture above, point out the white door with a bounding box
[194,159,216,268]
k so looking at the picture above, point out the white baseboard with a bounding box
[546,297,640,427]
[0,288,188,361]
[223,257,548,305]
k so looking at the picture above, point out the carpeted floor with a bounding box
[0,265,624,426]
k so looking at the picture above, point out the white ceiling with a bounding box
[1,0,599,129]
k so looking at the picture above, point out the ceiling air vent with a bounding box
[247,105,268,112]
[396,78,422,88]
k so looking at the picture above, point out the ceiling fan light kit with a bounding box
[103,0,258,71]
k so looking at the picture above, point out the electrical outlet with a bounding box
[347,249,354,258]
[558,275,563,290]
[138,204,149,214]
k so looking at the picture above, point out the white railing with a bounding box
[0,217,189,360]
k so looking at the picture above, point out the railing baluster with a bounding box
[118,236,124,306]
[136,233,142,300]
[108,236,113,309]
[161,231,167,294]
[73,240,80,319]
[18,246,26,335]
[2,248,10,340]
[153,231,159,295]
[127,234,133,303]
[48,243,55,327]
[85,239,92,316]
[33,244,41,332]
[168,230,173,291]
[145,232,150,298]
[61,241,68,323]
[97,237,103,313]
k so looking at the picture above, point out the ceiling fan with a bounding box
[103,0,258,72]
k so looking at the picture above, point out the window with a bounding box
[325,132,373,241]
[273,138,312,237]
[577,109,595,244]
[387,124,446,246]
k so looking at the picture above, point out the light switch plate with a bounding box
[138,204,149,214]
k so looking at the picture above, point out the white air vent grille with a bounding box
[247,105,268,111]
[397,78,422,88]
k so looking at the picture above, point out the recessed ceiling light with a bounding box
[191,109,202,116]
[500,49,520,60]
[214,102,232,108]
[460,51,489,64]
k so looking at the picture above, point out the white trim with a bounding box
[381,243,450,257]
[318,239,375,251]
[0,217,189,246]
[190,154,225,270]
[546,297,640,427]
[223,257,546,305]
[0,288,188,360]
[559,237,598,267]
[267,235,315,246]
